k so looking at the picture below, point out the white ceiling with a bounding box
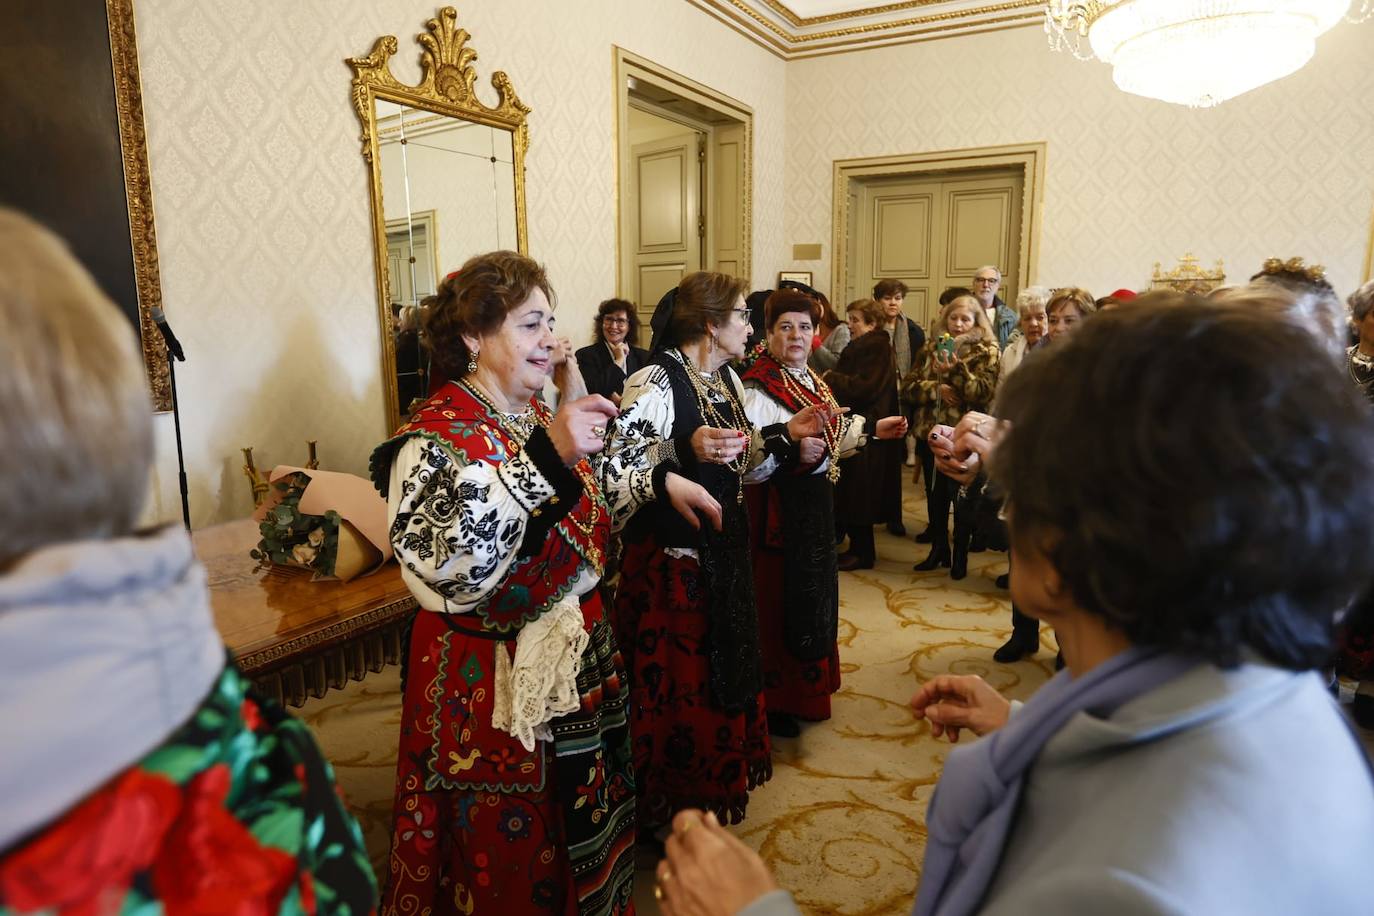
[703,0,1044,58]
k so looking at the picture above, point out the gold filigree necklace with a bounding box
[775,358,845,484]
[678,349,750,504]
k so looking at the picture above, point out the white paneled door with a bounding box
[631,132,704,327]
[854,169,1022,331]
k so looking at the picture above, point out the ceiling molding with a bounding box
[689,0,1044,58]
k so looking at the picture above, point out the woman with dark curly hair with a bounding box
[576,297,649,404]
[827,298,902,571]
[371,251,635,914]
[652,296,1374,916]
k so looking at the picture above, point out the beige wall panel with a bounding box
[874,194,932,278]
[639,263,686,318]
[905,287,929,326]
[638,152,688,249]
[717,259,739,276]
[715,140,741,252]
[946,190,1011,278]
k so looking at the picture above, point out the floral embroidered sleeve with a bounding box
[0,663,377,916]
[387,430,581,613]
[599,365,679,533]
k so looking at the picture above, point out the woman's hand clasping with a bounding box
[910,674,1012,744]
[691,426,748,466]
[547,395,618,466]
[787,404,848,442]
[664,472,723,531]
[657,810,779,916]
[797,437,825,465]
[874,416,908,440]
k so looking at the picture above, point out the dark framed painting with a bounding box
[0,0,170,409]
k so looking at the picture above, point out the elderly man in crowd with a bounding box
[973,265,1017,349]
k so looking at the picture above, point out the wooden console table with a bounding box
[193,519,416,707]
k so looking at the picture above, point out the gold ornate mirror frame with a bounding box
[347,6,530,432]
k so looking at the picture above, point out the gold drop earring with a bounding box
[467,350,479,374]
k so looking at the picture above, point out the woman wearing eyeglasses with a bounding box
[577,298,650,405]
[600,272,834,837]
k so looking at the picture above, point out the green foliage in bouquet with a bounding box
[249,472,341,577]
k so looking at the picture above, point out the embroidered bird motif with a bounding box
[447,748,480,773]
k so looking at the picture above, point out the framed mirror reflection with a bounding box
[349,6,530,431]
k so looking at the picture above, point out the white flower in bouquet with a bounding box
[292,543,319,565]
[307,527,325,547]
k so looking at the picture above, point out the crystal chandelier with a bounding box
[1045,1,1372,108]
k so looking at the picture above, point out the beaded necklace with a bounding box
[461,378,606,572]
[677,349,751,504]
[774,357,845,484]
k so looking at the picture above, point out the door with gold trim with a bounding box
[855,169,1022,331]
[630,131,704,327]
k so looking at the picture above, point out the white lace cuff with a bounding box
[490,597,589,752]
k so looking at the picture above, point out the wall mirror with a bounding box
[349,6,529,431]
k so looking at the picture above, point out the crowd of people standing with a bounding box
[363,251,1374,914]
[4,204,1373,916]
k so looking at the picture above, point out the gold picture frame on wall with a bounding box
[1,0,170,410]
[109,0,171,411]
[348,7,531,432]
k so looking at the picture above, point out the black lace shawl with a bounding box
[654,352,762,715]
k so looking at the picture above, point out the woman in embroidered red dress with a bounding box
[741,289,907,737]
[371,252,634,915]
[599,272,834,833]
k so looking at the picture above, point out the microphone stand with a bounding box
[167,350,191,530]
[152,307,191,530]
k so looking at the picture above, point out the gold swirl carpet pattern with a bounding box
[298,493,1058,914]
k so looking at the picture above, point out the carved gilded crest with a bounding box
[346,7,530,169]
[348,7,531,432]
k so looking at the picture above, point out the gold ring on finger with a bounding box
[654,884,665,902]
[591,425,606,437]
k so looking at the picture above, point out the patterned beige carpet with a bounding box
[297,490,1058,914]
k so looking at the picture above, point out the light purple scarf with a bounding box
[913,647,1195,916]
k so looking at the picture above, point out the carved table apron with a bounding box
[193,519,416,707]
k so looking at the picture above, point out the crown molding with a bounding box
[688,0,1043,59]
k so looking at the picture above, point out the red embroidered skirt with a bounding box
[744,482,842,721]
[382,598,635,916]
[751,538,842,721]
[612,536,772,830]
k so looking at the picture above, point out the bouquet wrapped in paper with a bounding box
[250,466,392,582]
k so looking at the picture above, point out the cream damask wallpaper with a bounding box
[782,21,1374,300]
[133,0,787,526]
[131,0,1371,527]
